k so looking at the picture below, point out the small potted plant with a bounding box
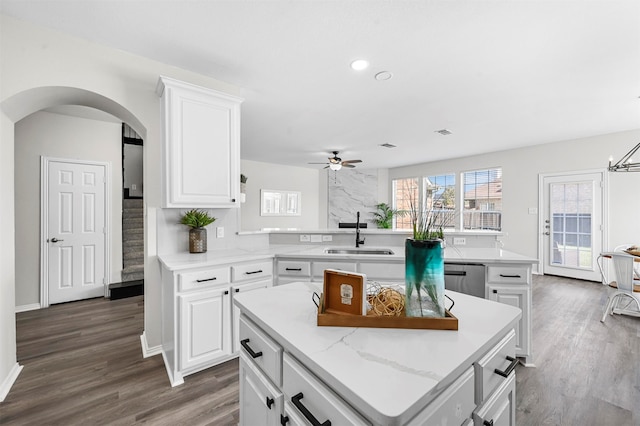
[180,209,217,253]
[371,202,404,229]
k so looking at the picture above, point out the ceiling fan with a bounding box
[308,151,362,170]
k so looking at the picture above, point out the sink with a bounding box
[324,248,395,255]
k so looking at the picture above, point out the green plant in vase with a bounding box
[403,179,453,317]
[371,202,405,229]
[180,209,216,253]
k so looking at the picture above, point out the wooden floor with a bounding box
[1,275,639,425]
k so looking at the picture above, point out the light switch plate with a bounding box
[300,234,311,242]
[310,235,322,242]
[216,227,224,238]
[322,235,333,242]
[453,237,466,245]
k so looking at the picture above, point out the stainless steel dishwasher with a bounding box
[444,263,486,298]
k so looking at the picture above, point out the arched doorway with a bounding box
[1,85,148,349]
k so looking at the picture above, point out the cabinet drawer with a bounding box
[239,315,283,386]
[487,265,530,284]
[283,353,370,426]
[232,261,273,283]
[358,262,404,280]
[179,267,230,292]
[407,367,475,425]
[277,261,311,277]
[473,372,516,426]
[474,329,517,404]
[239,353,283,426]
[311,261,357,278]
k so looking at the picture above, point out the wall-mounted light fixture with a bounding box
[608,142,640,172]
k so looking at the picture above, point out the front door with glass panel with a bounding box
[542,171,604,281]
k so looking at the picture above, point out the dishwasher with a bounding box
[444,263,486,298]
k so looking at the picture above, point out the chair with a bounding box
[597,244,640,285]
[600,252,640,323]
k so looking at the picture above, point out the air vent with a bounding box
[435,129,452,136]
[379,143,397,148]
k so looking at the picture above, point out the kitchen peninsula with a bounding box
[235,282,522,425]
[158,242,536,387]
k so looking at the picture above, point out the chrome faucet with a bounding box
[355,211,365,247]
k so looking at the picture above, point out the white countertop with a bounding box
[234,282,522,425]
[158,244,538,271]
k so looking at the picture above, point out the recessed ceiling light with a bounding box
[375,71,393,81]
[350,59,369,71]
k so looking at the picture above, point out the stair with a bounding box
[115,198,144,299]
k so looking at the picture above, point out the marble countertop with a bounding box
[158,244,538,271]
[234,282,522,425]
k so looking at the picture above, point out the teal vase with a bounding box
[405,239,445,317]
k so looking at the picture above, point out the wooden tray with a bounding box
[315,292,458,330]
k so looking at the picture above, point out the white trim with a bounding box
[15,303,41,313]
[537,168,608,277]
[0,363,23,402]
[40,156,112,307]
[140,331,162,358]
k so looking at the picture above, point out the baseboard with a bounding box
[139,331,162,358]
[15,303,41,313]
[0,363,23,402]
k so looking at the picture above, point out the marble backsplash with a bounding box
[328,168,379,228]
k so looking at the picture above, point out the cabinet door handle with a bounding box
[235,288,240,292]
[494,355,518,378]
[285,267,302,271]
[493,289,498,294]
[280,414,289,425]
[196,277,217,283]
[499,274,521,278]
[245,269,263,275]
[224,290,229,295]
[483,420,494,426]
[266,396,274,409]
[291,392,331,426]
[240,338,263,358]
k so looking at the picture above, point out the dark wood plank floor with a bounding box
[1,276,639,425]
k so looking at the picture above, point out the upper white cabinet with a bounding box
[157,76,244,208]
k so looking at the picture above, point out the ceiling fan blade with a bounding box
[342,159,362,164]
[342,163,356,168]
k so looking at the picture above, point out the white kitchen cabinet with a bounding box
[160,258,273,386]
[239,352,283,426]
[473,373,516,426]
[486,263,532,365]
[179,287,231,371]
[157,76,243,208]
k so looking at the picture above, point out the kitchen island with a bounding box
[234,281,522,425]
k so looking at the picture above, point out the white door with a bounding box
[47,160,107,304]
[541,171,605,281]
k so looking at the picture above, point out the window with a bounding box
[463,168,502,230]
[260,190,301,216]
[392,177,418,230]
[425,174,456,230]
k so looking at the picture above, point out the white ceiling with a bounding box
[2,1,639,169]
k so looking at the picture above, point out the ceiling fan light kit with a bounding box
[308,150,362,171]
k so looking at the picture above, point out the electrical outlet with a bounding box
[216,227,224,238]
[310,235,322,243]
[299,234,311,242]
[131,184,137,190]
[453,237,466,245]
[528,207,538,214]
[322,235,333,242]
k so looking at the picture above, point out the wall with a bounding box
[0,13,243,394]
[389,129,640,262]
[240,159,321,231]
[14,111,122,308]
